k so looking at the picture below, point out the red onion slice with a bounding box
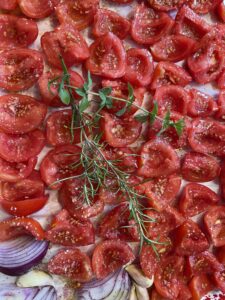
[0,236,49,276]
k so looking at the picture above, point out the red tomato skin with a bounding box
[216,245,225,265]
[213,270,225,293]
[218,70,225,89]
[150,61,192,90]
[189,275,215,300]
[181,152,221,182]
[216,90,225,120]
[204,206,225,247]
[0,0,17,10]
[41,24,89,69]
[0,48,44,92]
[187,0,223,14]
[131,3,174,45]
[18,0,54,19]
[86,33,126,79]
[0,94,47,134]
[150,34,196,62]
[123,48,154,87]
[220,161,225,199]
[92,240,135,279]
[93,9,130,40]
[148,0,185,11]
[218,3,225,22]
[137,139,180,178]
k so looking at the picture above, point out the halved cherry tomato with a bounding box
[148,0,185,11]
[181,152,221,182]
[41,24,89,69]
[45,209,95,246]
[40,145,82,190]
[0,15,38,48]
[48,248,93,282]
[189,275,215,300]
[123,48,154,87]
[0,94,47,134]
[0,217,45,241]
[86,32,126,79]
[150,61,192,90]
[188,118,225,157]
[92,240,135,279]
[187,89,217,118]
[216,90,225,120]
[0,48,44,91]
[204,206,225,247]
[150,34,196,62]
[187,0,223,14]
[174,220,209,256]
[131,3,174,45]
[213,270,225,293]
[100,111,142,147]
[0,130,45,163]
[174,5,212,40]
[154,85,190,115]
[0,0,17,10]
[217,3,225,22]
[55,0,99,31]
[59,179,104,219]
[18,0,54,19]
[218,70,225,89]
[93,9,130,39]
[221,161,225,199]
[138,139,180,178]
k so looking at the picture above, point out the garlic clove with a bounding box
[135,284,150,300]
[125,264,154,288]
[16,270,54,288]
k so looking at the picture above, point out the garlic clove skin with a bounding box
[125,264,154,288]
[129,284,138,300]
[16,270,54,288]
[134,284,150,300]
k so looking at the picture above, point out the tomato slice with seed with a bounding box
[148,0,185,11]
[18,0,54,19]
[92,240,135,279]
[187,0,223,14]
[46,209,95,246]
[48,248,93,282]
[189,275,215,300]
[0,0,17,10]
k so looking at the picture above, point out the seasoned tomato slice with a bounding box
[174,220,209,256]
[0,48,44,92]
[18,0,54,19]
[187,0,223,14]
[46,209,95,246]
[92,240,135,279]
[213,270,225,293]
[123,48,154,87]
[0,15,38,48]
[0,0,17,10]
[216,90,225,121]
[181,152,220,182]
[55,0,99,31]
[138,139,180,178]
[148,0,185,11]
[188,118,225,157]
[0,94,47,134]
[189,275,215,300]
[93,9,130,39]
[86,33,126,79]
[151,34,196,62]
[41,24,89,69]
[150,61,192,90]
[48,248,93,282]
[131,3,174,45]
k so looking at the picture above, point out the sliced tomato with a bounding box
[187,0,223,14]
[92,240,135,279]
[218,70,225,89]
[55,0,99,31]
[46,209,95,246]
[174,220,209,256]
[137,139,180,178]
[0,94,47,134]
[123,48,154,87]
[0,48,44,91]
[216,245,225,265]
[93,9,130,39]
[18,0,54,19]
[0,217,45,241]
[181,152,221,183]
[221,161,225,199]
[189,275,215,300]
[0,0,17,10]
[204,206,225,247]
[48,248,93,282]
[213,270,225,293]
[131,3,174,45]
[100,111,142,147]
[41,24,89,69]
[216,90,225,120]
[40,145,82,190]
[188,118,225,157]
[150,61,192,90]
[148,0,185,11]
[217,3,225,22]
[86,32,126,79]
[174,5,212,40]
[0,15,38,48]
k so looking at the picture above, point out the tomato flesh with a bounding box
[0,0,17,10]
[18,0,54,19]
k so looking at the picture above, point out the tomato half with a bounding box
[18,0,54,19]
[216,245,225,265]
[92,240,135,279]
[148,0,185,11]
[0,94,47,134]
[138,139,180,178]
[150,34,196,62]
[0,0,17,10]
[131,3,174,45]
[213,270,225,293]
[218,3,225,22]
[150,61,192,90]
[221,161,225,199]
[181,152,221,182]
[188,118,225,157]
[204,206,225,247]
[187,0,223,14]
[189,275,215,300]
[41,24,89,69]
[0,48,44,91]
[48,248,93,282]
[46,209,95,246]
[216,90,225,120]
[86,32,126,79]
[93,9,130,39]
[218,70,225,89]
